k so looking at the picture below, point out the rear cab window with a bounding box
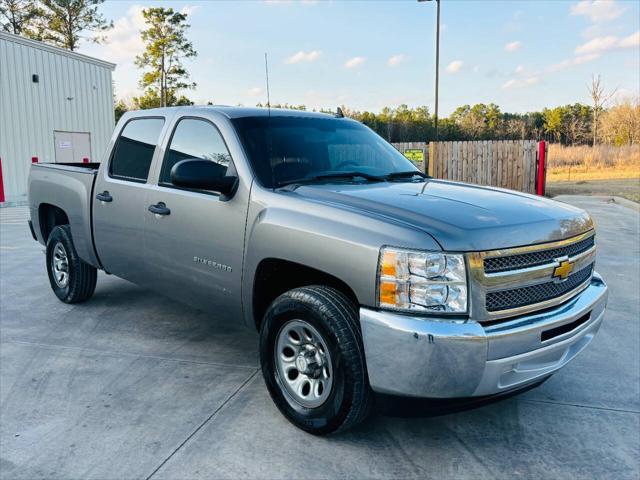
[109,118,165,182]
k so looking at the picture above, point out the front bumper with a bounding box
[360,273,608,398]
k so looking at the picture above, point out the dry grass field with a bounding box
[547,144,640,202]
[547,144,640,181]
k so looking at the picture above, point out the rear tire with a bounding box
[260,286,373,434]
[46,225,97,303]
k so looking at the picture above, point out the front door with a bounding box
[144,117,248,321]
[93,117,166,283]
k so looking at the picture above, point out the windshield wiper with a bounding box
[383,170,429,180]
[276,171,384,187]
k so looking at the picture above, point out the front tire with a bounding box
[46,225,97,303]
[260,286,372,434]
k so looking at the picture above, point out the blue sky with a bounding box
[80,0,640,115]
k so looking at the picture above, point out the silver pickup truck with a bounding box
[28,106,608,434]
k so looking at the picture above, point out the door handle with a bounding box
[96,191,112,202]
[148,202,171,216]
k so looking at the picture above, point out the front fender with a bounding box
[241,186,440,327]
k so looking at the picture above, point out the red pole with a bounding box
[0,157,5,203]
[537,140,546,196]
[31,156,38,163]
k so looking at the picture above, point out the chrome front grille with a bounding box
[483,236,595,274]
[468,230,596,322]
[486,265,593,312]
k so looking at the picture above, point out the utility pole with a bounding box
[418,0,440,141]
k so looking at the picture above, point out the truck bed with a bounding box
[34,162,101,171]
[28,162,101,267]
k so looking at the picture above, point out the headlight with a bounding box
[377,247,468,313]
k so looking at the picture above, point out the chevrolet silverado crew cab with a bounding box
[28,107,608,434]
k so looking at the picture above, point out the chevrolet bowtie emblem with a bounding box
[553,259,574,281]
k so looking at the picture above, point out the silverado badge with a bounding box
[552,258,574,281]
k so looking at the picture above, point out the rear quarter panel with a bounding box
[28,164,100,267]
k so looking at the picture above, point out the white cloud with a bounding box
[619,31,640,48]
[504,41,522,52]
[344,56,366,69]
[575,35,618,54]
[575,31,639,54]
[546,53,601,73]
[387,54,407,67]
[285,50,321,64]
[570,0,624,23]
[574,53,601,64]
[247,87,264,96]
[502,76,540,89]
[445,60,463,73]
[514,65,525,74]
[91,5,146,63]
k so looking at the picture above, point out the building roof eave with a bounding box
[0,31,116,70]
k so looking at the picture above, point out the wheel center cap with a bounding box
[295,355,308,371]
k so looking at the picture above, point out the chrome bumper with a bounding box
[360,273,608,398]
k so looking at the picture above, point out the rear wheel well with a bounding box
[253,259,358,330]
[38,204,69,242]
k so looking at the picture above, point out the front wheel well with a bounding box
[252,259,359,330]
[38,204,69,242]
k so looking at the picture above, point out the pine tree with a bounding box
[135,7,197,108]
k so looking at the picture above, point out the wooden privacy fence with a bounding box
[393,140,546,195]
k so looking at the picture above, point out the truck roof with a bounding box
[128,105,340,120]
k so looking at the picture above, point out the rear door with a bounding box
[93,116,166,284]
[144,116,248,320]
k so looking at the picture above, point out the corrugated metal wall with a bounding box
[0,32,115,203]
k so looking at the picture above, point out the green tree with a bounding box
[0,0,42,36]
[114,99,129,123]
[39,0,112,51]
[245,101,598,144]
[562,103,592,145]
[132,89,193,110]
[450,104,502,140]
[255,102,306,111]
[135,7,197,108]
[543,107,565,142]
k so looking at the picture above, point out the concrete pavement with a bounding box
[1,197,638,479]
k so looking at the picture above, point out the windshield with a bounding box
[231,115,420,187]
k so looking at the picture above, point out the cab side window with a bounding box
[109,118,164,182]
[160,118,231,187]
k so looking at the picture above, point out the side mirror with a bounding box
[170,159,238,198]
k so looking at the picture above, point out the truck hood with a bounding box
[290,180,593,251]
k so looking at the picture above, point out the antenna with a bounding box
[264,52,271,111]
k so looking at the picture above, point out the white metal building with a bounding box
[0,32,115,204]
